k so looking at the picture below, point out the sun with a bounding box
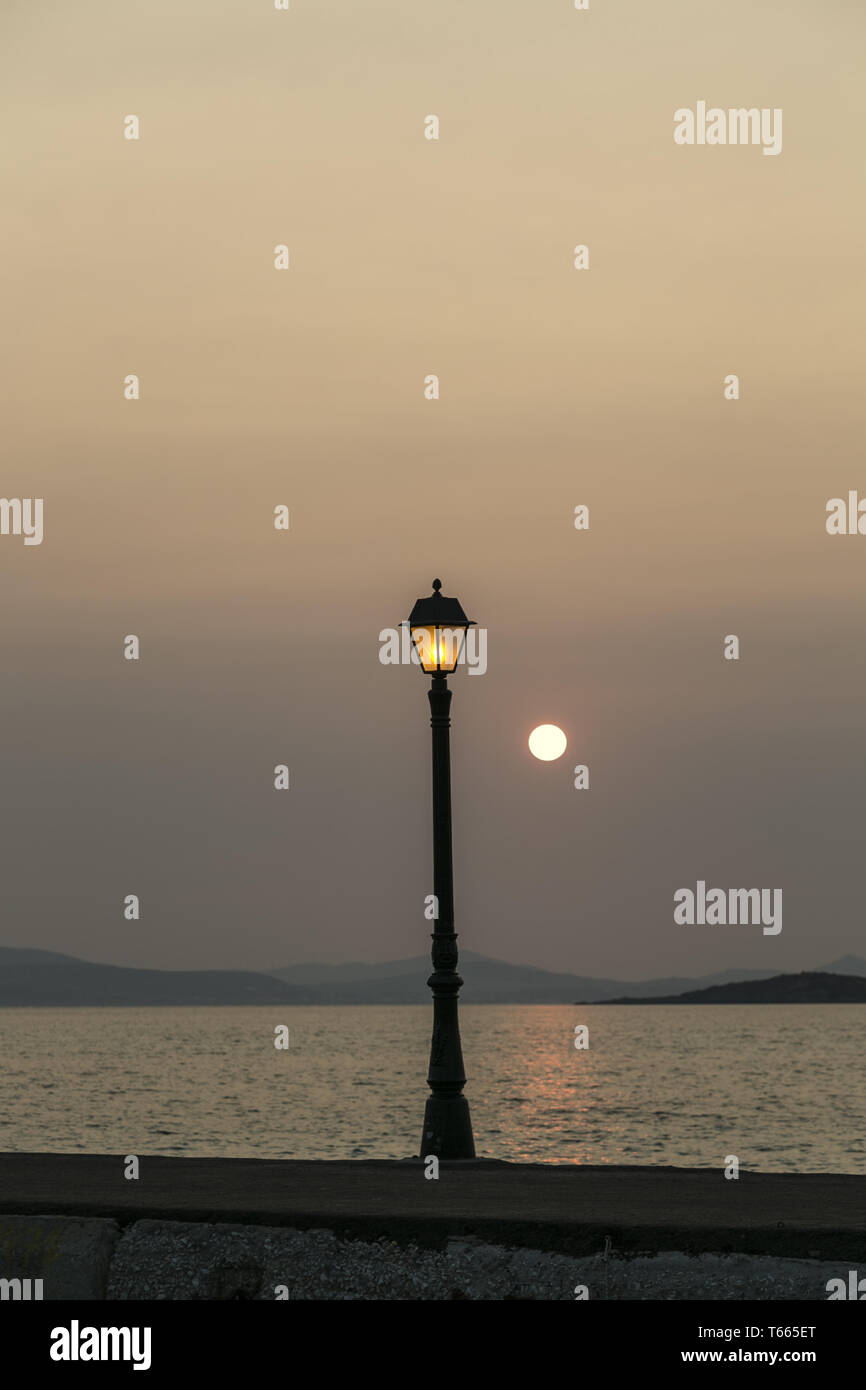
[528,724,567,761]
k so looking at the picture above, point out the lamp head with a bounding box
[406,579,474,675]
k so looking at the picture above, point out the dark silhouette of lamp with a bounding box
[406,579,476,1159]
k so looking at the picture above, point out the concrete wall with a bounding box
[0,1216,856,1300]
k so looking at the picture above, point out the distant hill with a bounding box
[818,955,866,977]
[269,953,814,1005]
[0,946,93,966]
[591,972,866,1005]
[0,948,315,1007]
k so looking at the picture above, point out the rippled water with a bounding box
[0,1005,862,1171]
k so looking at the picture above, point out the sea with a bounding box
[1,1004,862,1172]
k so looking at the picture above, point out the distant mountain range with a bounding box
[1,945,864,1006]
[0,947,314,1007]
[592,971,866,1005]
[268,951,866,1004]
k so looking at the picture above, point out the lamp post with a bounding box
[406,578,476,1160]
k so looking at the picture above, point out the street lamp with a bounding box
[406,578,476,1160]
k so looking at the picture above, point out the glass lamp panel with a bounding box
[410,625,437,672]
[436,625,466,673]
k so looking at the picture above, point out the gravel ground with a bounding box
[105,1220,852,1300]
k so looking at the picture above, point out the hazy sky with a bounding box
[1,1,864,978]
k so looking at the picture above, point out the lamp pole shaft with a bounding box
[420,673,475,1159]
